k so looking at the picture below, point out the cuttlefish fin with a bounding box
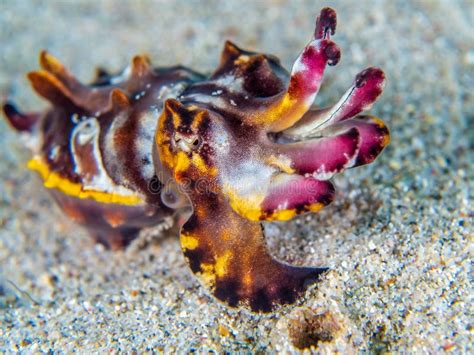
[180,197,327,312]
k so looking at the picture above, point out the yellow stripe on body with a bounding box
[27,158,143,206]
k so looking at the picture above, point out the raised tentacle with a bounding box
[314,7,337,40]
[249,8,341,132]
[284,67,386,137]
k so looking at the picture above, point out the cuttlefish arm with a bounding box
[246,7,341,132]
[283,67,386,137]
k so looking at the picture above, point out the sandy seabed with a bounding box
[0,0,472,352]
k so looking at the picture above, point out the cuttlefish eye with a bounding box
[191,137,201,148]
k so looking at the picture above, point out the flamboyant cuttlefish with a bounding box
[2,8,389,312]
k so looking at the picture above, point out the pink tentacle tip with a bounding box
[315,7,337,40]
[355,67,386,89]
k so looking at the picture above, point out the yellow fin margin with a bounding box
[27,158,143,206]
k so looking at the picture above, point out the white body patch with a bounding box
[214,74,243,93]
[135,110,159,180]
[221,148,274,203]
[70,117,137,197]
